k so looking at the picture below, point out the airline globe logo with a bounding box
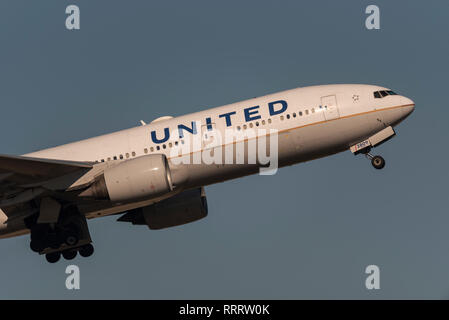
[150,100,288,175]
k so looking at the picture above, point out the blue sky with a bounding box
[0,0,448,299]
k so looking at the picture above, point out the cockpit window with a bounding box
[373,90,398,98]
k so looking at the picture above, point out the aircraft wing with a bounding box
[0,154,92,178]
[0,154,93,207]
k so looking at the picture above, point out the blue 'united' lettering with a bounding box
[150,99,288,144]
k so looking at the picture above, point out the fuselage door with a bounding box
[321,95,340,121]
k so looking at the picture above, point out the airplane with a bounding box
[0,84,414,263]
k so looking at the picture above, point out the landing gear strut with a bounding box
[365,152,386,170]
[30,224,80,252]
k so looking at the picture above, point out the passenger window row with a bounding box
[98,140,185,163]
[236,118,272,131]
[97,105,328,162]
[281,105,327,121]
[235,105,328,131]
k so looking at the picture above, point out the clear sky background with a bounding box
[0,0,447,299]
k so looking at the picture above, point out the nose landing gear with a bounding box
[350,126,395,170]
[365,152,386,170]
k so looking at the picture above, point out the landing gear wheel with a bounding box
[45,252,61,263]
[64,233,79,247]
[79,244,94,258]
[30,240,44,253]
[62,250,77,260]
[371,155,385,170]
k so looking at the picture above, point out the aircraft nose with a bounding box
[401,96,415,118]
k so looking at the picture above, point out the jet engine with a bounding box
[117,187,208,229]
[81,154,180,202]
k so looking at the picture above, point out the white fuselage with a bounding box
[0,84,415,236]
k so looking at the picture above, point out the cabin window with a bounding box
[101,159,105,162]
[268,118,272,124]
[132,152,136,157]
[280,115,284,121]
[113,156,117,160]
[144,148,148,154]
[293,113,296,118]
[126,153,130,158]
[299,111,303,116]
[262,120,266,125]
[163,144,167,149]
[119,154,124,160]
[286,114,290,119]
[156,146,160,150]
[305,110,309,115]
[107,157,111,161]
[312,108,315,113]
[169,142,173,148]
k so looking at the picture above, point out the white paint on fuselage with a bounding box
[25,84,413,163]
[0,84,414,238]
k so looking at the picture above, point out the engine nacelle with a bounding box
[118,187,208,229]
[82,154,174,202]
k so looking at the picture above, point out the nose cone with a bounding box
[401,96,415,118]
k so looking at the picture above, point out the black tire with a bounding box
[79,244,94,258]
[64,233,79,247]
[45,252,61,263]
[30,240,44,253]
[62,250,77,260]
[371,155,386,170]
